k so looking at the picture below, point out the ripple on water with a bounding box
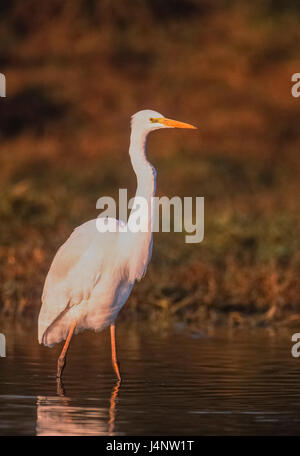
[0,324,300,435]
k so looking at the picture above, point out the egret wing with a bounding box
[38,219,105,343]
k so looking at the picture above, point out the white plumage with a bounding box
[38,109,196,379]
[39,218,133,346]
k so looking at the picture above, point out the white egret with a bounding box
[38,110,196,380]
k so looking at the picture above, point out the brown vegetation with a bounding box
[0,1,300,327]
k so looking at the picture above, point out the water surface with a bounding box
[0,321,299,435]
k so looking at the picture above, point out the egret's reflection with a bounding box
[109,379,121,435]
[36,379,121,436]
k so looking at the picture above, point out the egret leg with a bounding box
[56,377,65,397]
[110,324,121,381]
[57,321,76,378]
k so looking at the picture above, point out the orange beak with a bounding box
[157,117,197,129]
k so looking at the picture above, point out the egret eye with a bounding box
[150,117,159,123]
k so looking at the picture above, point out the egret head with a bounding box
[131,109,197,134]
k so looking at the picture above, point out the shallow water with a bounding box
[0,321,300,435]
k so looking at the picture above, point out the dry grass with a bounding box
[0,1,300,327]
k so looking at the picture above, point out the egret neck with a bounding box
[127,126,156,282]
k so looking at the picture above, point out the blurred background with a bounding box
[0,0,300,328]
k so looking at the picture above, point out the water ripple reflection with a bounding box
[0,323,300,435]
